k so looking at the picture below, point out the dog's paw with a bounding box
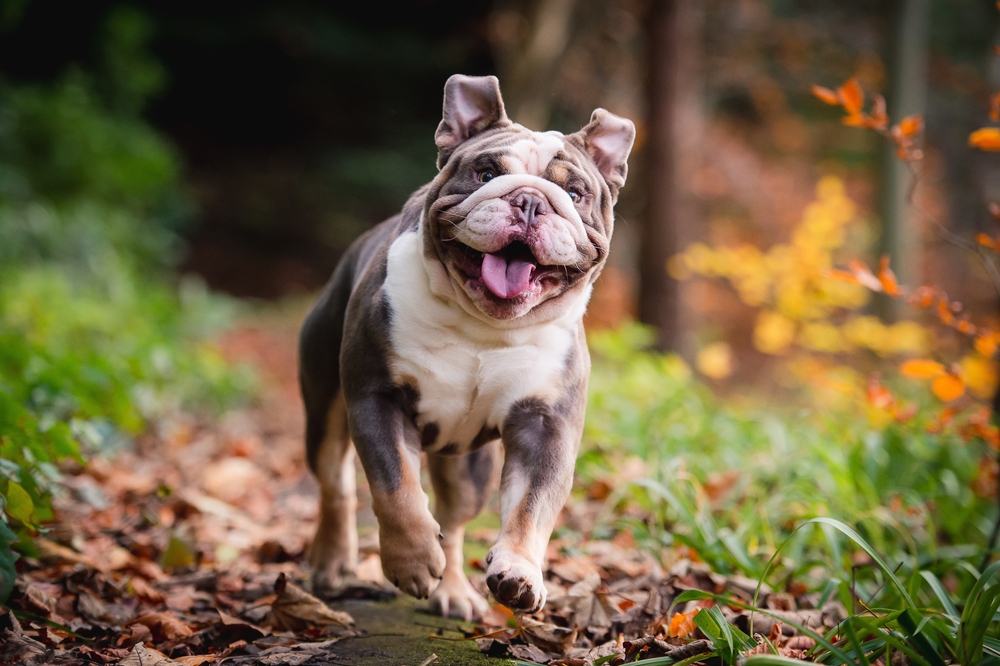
[429,571,490,622]
[485,548,546,613]
[379,521,446,599]
[308,555,354,599]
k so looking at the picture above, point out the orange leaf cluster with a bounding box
[865,376,917,424]
[813,78,923,160]
[960,407,1000,450]
[839,260,987,343]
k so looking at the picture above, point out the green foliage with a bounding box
[579,325,997,662]
[582,324,989,580]
[0,6,252,601]
[665,521,1000,665]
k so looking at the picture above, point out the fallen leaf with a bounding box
[667,610,697,638]
[128,612,195,641]
[175,657,216,666]
[519,617,577,656]
[266,573,354,634]
[118,642,181,666]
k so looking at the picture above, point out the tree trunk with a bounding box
[639,0,702,352]
[878,0,928,320]
[489,0,579,129]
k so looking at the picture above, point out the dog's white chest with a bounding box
[383,231,574,453]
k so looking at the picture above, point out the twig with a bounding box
[417,654,438,666]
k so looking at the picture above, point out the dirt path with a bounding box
[3,304,834,665]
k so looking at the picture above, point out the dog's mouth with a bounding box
[448,240,577,300]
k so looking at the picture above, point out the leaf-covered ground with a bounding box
[3,311,847,666]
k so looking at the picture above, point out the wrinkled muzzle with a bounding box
[439,174,597,300]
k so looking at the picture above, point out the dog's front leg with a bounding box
[487,397,582,613]
[348,393,446,599]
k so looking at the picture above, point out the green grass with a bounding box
[574,324,998,664]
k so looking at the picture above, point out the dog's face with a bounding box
[422,75,635,324]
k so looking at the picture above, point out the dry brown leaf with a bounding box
[174,657,217,666]
[128,612,195,641]
[130,576,166,605]
[267,573,354,634]
[119,642,182,666]
[519,617,578,656]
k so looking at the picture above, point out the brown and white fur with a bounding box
[299,75,634,620]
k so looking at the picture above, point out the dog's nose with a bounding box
[508,191,548,226]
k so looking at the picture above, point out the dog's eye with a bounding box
[567,189,581,203]
[479,170,495,183]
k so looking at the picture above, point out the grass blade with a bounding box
[807,517,914,606]
[919,570,959,620]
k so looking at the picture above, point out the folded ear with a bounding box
[578,109,636,197]
[435,74,510,169]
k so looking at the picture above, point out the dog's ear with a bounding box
[576,109,636,199]
[435,75,510,169]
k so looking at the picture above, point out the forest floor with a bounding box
[2,306,838,666]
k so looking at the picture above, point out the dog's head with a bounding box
[421,75,635,325]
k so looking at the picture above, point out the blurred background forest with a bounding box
[4,0,998,369]
[3,1,1000,661]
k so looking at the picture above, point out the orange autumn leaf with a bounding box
[848,259,883,292]
[827,268,860,284]
[908,285,935,308]
[843,113,870,128]
[877,256,901,296]
[900,359,945,378]
[667,611,697,638]
[898,114,923,137]
[932,374,966,402]
[969,127,1000,151]
[977,232,999,250]
[976,332,999,358]
[866,378,894,409]
[936,297,956,325]
[838,78,864,115]
[956,319,977,335]
[811,85,840,106]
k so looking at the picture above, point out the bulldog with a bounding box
[299,74,634,620]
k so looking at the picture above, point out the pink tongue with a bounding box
[481,253,534,299]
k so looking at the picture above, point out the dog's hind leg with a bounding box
[300,254,358,596]
[308,393,358,595]
[427,441,501,621]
